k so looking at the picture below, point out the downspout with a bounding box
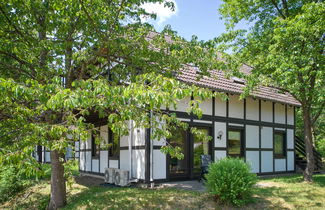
[150,111,154,184]
[129,120,133,179]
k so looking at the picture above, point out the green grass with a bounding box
[1,174,325,210]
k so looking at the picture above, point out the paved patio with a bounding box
[161,180,206,192]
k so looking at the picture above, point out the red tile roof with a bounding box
[177,64,301,106]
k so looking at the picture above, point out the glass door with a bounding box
[192,127,211,177]
[169,129,189,178]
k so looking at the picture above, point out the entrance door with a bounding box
[168,125,212,179]
[169,129,189,178]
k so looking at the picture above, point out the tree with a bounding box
[217,0,325,181]
[0,0,223,208]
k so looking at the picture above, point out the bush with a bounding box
[205,158,257,206]
[0,166,28,203]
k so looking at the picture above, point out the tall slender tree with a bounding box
[0,0,223,208]
[217,0,325,181]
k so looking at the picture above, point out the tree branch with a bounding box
[270,0,286,19]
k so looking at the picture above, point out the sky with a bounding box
[141,0,248,41]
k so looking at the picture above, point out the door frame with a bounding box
[167,122,213,180]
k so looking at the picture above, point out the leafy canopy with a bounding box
[0,0,225,173]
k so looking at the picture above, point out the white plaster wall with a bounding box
[193,119,213,124]
[132,149,145,179]
[215,96,226,117]
[169,97,190,112]
[246,151,260,173]
[228,95,244,119]
[109,160,119,169]
[214,150,227,161]
[79,150,85,171]
[80,140,86,150]
[153,150,166,179]
[287,151,294,171]
[120,135,129,147]
[100,150,108,173]
[85,151,91,171]
[134,128,146,146]
[275,159,286,172]
[152,120,167,146]
[214,122,226,147]
[261,127,273,148]
[275,103,285,124]
[119,150,130,171]
[246,98,259,121]
[261,101,273,122]
[75,141,79,151]
[246,125,259,148]
[261,151,273,172]
[45,151,51,162]
[92,159,99,173]
[287,129,294,149]
[196,97,212,115]
[228,123,244,127]
[287,106,294,125]
[86,133,91,149]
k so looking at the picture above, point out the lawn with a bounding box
[1,174,324,210]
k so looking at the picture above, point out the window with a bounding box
[108,129,119,158]
[274,131,286,158]
[91,132,100,158]
[228,129,243,157]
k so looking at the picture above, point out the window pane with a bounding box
[274,133,284,156]
[109,131,119,157]
[169,129,188,175]
[193,128,210,174]
[228,131,241,156]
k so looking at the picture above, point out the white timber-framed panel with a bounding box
[261,151,273,173]
[261,126,273,148]
[274,103,285,124]
[85,151,91,172]
[169,97,190,113]
[246,97,259,121]
[246,125,259,148]
[92,159,99,173]
[134,127,146,146]
[197,97,213,115]
[261,101,273,122]
[246,151,260,173]
[214,150,227,161]
[119,150,130,171]
[275,159,286,172]
[109,160,119,169]
[153,150,166,179]
[287,151,294,171]
[100,151,108,173]
[214,122,226,147]
[228,95,244,119]
[287,129,294,149]
[287,106,294,125]
[132,149,145,180]
[215,96,227,117]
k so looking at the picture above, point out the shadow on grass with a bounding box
[62,186,214,210]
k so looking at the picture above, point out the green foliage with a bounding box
[205,158,257,206]
[0,166,30,203]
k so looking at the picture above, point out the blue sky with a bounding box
[142,0,247,41]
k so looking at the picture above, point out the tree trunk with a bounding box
[302,107,315,182]
[48,150,67,210]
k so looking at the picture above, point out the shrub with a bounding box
[0,166,27,203]
[205,157,257,206]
